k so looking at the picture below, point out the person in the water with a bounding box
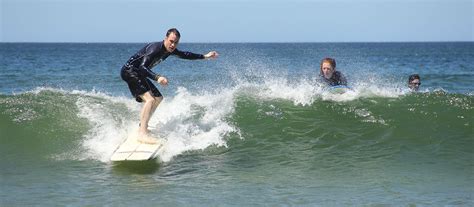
[319,57,347,86]
[408,74,421,91]
[120,28,218,144]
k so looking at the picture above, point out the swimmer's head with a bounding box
[408,74,421,91]
[320,58,336,79]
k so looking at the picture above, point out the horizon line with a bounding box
[1,40,473,44]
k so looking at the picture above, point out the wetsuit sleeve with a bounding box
[338,73,348,86]
[138,57,159,80]
[172,49,205,60]
[138,45,160,80]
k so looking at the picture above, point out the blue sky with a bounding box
[1,0,473,42]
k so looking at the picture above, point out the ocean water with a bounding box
[1,42,473,206]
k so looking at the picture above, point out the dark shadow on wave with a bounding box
[111,159,160,174]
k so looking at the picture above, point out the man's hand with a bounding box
[204,51,219,59]
[157,76,168,86]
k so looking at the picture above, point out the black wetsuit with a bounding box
[321,71,347,86]
[121,41,204,102]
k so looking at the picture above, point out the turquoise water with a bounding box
[1,43,473,206]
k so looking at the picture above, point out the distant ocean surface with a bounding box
[1,42,473,206]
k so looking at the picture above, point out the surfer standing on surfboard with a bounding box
[120,28,218,144]
[319,57,347,86]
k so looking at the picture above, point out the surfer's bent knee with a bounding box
[140,92,156,103]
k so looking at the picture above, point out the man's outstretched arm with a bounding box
[173,49,219,60]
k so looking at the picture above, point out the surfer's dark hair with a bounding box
[166,28,181,39]
[408,74,420,83]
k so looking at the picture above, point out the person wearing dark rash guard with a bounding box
[319,57,347,86]
[120,28,218,144]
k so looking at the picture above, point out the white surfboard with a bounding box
[110,135,164,161]
[328,85,352,94]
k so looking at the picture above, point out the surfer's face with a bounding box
[164,33,180,53]
[409,79,421,91]
[321,62,334,79]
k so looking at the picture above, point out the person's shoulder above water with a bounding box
[327,71,347,86]
[143,41,166,54]
[319,57,348,86]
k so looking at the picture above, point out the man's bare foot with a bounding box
[137,133,158,144]
[138,124,152,134]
